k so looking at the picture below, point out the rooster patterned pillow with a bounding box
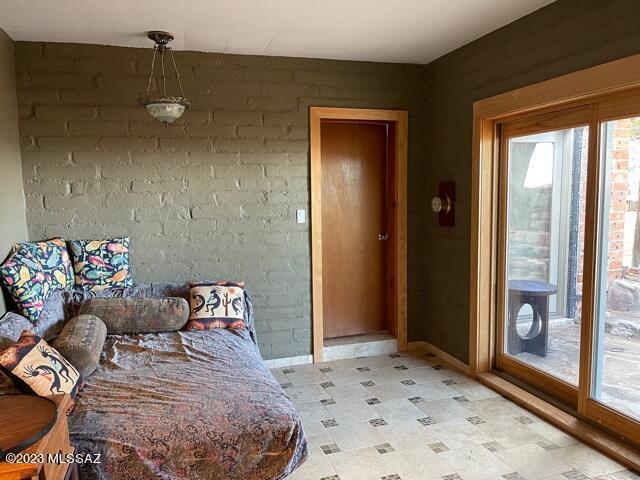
[14,238,74,291]
[0,249,52,322]
[69,237,132,292]
[0,330,82,399]
[186,281,246,330]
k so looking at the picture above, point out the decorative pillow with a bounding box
[78,297,189,334]
[14,238,74,291]
[0,250,51,322]
[186,281,246,330]
[0,330,82,398]
[69,237,132,291]
[52,315,107,377]
[0,311,33,351]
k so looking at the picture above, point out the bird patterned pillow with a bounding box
[69,237,133,292]
[14,238,74,291]
[186,281,246,330]
[0,330,82,399]
[0,249,52,322]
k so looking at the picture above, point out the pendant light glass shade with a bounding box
[143,99,188,124]
[138,31,191,124]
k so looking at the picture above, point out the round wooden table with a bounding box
[0,394,57,461]
[508,279,558,357]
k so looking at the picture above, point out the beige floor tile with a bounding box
[295,400,332,421]
[287,370,331,386]
[373,417,434,450]
[372,397,427,422]
[550,443,626,477]
[475,416,547,447]
[327,383,372,401]
[385,444,457,480]
[364,366,408,384]
[439,445,513,480]
[403,366,452,384]
[287,445,338,480]
[366,382,414,402]
[358,354,402,369]
[404,381,460,401]
[449,381,501,401]
[326,419,385,451]
[326,399,381,423]
[526,421,579,448]
[328,446,399,480]
[324,368,370,386]
[287,384,332,405]
[271,351,628,480]
[417,398,476,424]
[494,444,573,479]
[466,397,528,420]
[306,432,335,448]
[421,418,492,450]
[302,418,329,438]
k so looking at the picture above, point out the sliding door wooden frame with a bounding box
[470,53,640,454]
[495,106,592,409]
[310,107,408,363]
[580,96,640,446]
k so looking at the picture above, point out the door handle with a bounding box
[378,233,389,241]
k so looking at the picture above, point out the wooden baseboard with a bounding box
[479,372,640,472]
[409,341,471,375]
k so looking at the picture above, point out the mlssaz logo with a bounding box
[46,452,102,464]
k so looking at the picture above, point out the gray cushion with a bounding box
[0,311,30,394]
[33,289,66,341]
[52,314,107,377]
[78,297,189,334]
[0,311,32,351]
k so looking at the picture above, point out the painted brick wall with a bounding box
[423,0,640,363]
[14,42,427,360]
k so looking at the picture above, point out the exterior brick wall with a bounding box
[13,42,427,360]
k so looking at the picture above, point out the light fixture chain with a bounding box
[145,47,158,96]
[169,48,187,99]
[160,48,167,97]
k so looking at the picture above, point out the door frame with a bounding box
[469,53,640,450]
[310,107,408,363]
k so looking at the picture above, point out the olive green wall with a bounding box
[0,29,27,314]
[13,42,427,359]
[423,0,640,363]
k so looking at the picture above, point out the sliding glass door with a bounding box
[497,95,640,444]
[497,107,591,406]
[584,103,640,444]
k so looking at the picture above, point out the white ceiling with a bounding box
[0,0,555,64]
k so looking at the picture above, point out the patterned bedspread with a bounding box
[69,329,307,480]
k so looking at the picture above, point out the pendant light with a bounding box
[138,31,191,124]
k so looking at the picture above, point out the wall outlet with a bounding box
[296,209,306,224]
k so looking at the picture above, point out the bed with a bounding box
[0,283,308,480]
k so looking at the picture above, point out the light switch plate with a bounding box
[296,209,306,224]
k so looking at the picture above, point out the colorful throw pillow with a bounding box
[0,330,82,398]
[185,281,246,330]
[69,237,132,292]
[14,238,74,291]
[0,250,51,322]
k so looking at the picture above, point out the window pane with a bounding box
[593,116,640,421]
[505,126,589,386]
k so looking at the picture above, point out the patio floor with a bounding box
[511,321,640,421]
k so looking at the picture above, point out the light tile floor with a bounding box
[271,350,639,480]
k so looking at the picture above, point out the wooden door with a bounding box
[321,121,388,339]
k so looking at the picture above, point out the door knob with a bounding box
[378,233,389,241]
